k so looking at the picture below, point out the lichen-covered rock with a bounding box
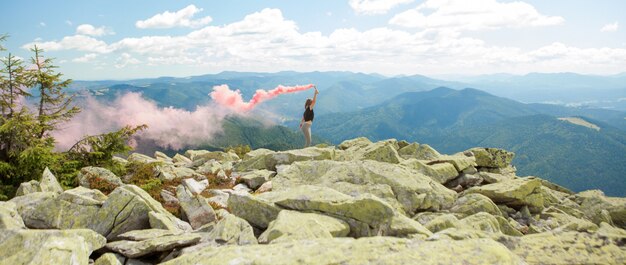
[430,227,490,240]
[496,231,626,264]
[0,201,26,229]
[272,160,456,214]
[259,210,350,243]
[40,167,64,193]
[94,253,125,265]
[78,166,123,190]
[172,153,192,164]
[206,211,257,245]
[533,210,599,233]
[162,237,522,265]
[397,143,441,160]
[10,191,59,228]
[155,151,173,162]
[401,159,458,184]
[343,140,402,164]
[34,187,106,229]
[338,137,372,150]
[239,170,275,190]
[383,213,433,238]
[227,192,282,229]
[181,178,208,195]
[575,190,626,229]
[106,233,201,258]
[117,229,180,241]
[0,229,106,265]
[465,177,544,211]
[459,212,502,234]
[449,193,502,217]
[92,185,189,240]
[435,155,477,172]
[424,214,461,233]
[15,167,63,196]
[156,165,202,181]
[15,180,41,196]
[268,185,395,226]
[326,181,404,213]
[176,185,216,229]
[469,148,514,169]
[127,153,158,164]
[196,160,223,175]
[149,211,192,232]
[236,147,334,171]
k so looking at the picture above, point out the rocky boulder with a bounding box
[227,192,282,229]
[92,185,191,240]
[78,166,123,192]
[465,177,545,211]
[15,167,63,196]
[202,210,258,245]
[0,229,106,265]
[401,159,458,184]
[469,148,515,169]
[0,201,26,229]
[106,230,201,258]
[259,210,350,243]
[272,160,456,214]
[176,185,216,230]
[574,190,626,229]
[449,193,503,217]
[162,237,522,265]
[496,231,626,264]
[397,143,441,160]
[235,147,334,171]
[238,170,275,190]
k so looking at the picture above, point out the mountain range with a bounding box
[70,71,626,196]
[314,87,626,196]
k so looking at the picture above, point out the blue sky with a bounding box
[1,0,624,80]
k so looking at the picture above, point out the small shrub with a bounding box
[88,175,119,195]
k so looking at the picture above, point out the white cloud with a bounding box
[21,35,111,53]
[73,53,98,63]
[39,22,46,27]
[601,22,619,32]
[115,53,141,68]
[22,8,626,76]
[76,24,115,36]
[390,0,564,31]
[136,4,212,29]
[349,0,414,15]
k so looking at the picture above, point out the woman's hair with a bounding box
[305,98,312,108]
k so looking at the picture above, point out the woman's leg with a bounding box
[301,122,311,147]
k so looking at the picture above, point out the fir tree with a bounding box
[28,45,80,139]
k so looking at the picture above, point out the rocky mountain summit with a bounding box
[1,137,625,264]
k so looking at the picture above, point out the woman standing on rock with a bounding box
[300,86,318,147]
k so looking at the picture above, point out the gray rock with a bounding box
[239,170,276,190]
[0,229,106,265]
[106,233,201,258]
[78,166,123,190]
[182,178,209,195]
[176,185,216,229]
[0,201,26,229]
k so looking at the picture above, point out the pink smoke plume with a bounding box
[53,93,228,151]
[210,84,314,112]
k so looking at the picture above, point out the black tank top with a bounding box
[303,106,314,122]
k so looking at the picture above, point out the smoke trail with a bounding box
[53,92,228,151]
[210,84,314,112]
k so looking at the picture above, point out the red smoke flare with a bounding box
[210,84,314,112]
